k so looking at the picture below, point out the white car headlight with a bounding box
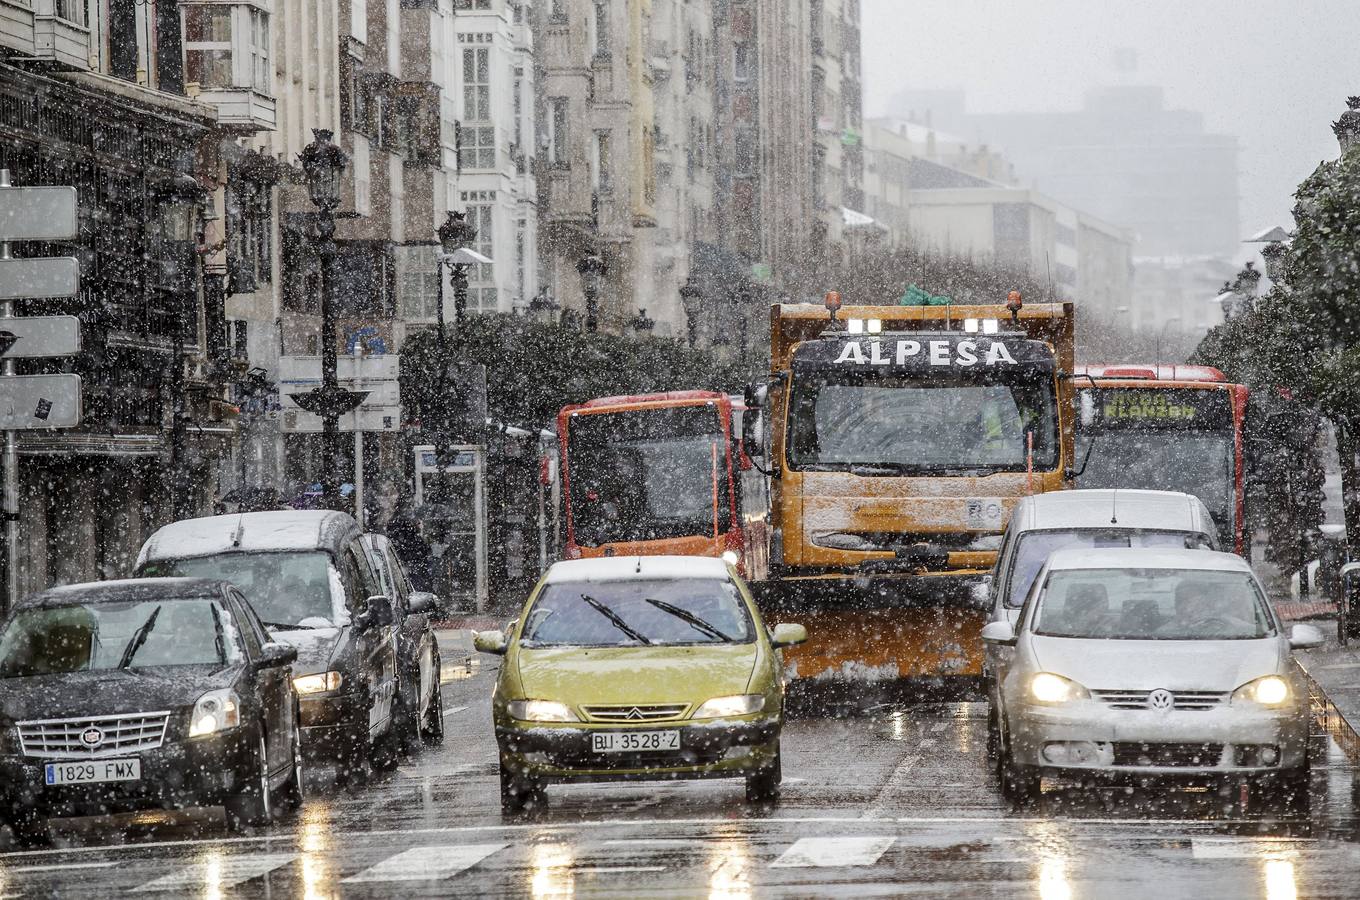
[1029,673,1089,705]
[507,699,579,722]
[1233,675,1291,707]
[293,671,344,695]
[188,688,241,738]
[692,694,766,719]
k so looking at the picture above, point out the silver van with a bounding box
[986,489,1219,626]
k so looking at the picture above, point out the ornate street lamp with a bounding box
[437,209,478,331]
[290,129,366,512]
[678,277,703,347]
[628,308,655,334]
[576,253,606,333]
[160,173,207,522]
[528,288,561,324]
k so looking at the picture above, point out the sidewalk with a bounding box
[1296,634,1360,767]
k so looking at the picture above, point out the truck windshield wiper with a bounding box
[643,599,733,642]
[579,594,652,645]
[118,605,163,669]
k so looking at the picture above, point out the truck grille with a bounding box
[17,712,171,760]
[581,704,689,723]
[1093,690,1228,711]
[1112,742,1224,768]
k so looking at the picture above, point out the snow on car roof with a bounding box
[1044,547,1250,573]
[1015,489,1211,533]
[544,555,733,584]
[137,511,358,565]
[24,577,226,607]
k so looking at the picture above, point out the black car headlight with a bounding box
[188,689,242,739]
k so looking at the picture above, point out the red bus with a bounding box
[1075,365,1250,555]
[556,391,769,578]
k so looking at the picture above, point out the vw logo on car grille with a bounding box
[1147,689,1175,711]
[625,708,646,720]
[79,727,105,748]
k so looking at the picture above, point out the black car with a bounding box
[362,534,445,751]
[0,578,302,847]
[136,511,402,782]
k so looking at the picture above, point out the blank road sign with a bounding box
[0,316,81,358]
[0,186,78,242]
[0,374,81,429]
[0,257,79,300]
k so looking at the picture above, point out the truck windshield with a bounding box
[567,405,731,545]
[788,373,1059,474]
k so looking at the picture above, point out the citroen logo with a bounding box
[80,727,104,748]
[1148,689,1175,711]
[625,708,645,720]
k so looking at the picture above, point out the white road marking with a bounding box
[441,705,469,717]
[1191,838,1310,860]
[602,839,698,847]
[1319,663,1360,670]
[931,722,949,733]
[134,853,296,892]
[342,843,507,883]
[770,836,895,868]
[7,861,117,873]
[574,866,668,874]
[863,754,921,818]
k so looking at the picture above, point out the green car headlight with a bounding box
[692,694,766,719]
[507,699,579,722]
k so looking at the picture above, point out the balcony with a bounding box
[181,1,276,132]
[0,0,92,69]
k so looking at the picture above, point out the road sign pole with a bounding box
[1,168,18,616]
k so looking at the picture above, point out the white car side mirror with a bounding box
[1289,623,1324,650]
[981,620,1016,645]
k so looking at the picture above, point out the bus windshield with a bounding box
[567,405,731,545]
[788,373,1059,474]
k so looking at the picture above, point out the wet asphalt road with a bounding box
[5,643,1360,898]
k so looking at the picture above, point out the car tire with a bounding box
[745,743,782,804]
[5,811,50,849]
[280,715,305,811]
[393,677,421,756]
[986,704,1002,762]
[225,731,274,831]
[370,723,402,774]
[1001,756,1041,808]
[500,763,543,813]
[421,660,446,747]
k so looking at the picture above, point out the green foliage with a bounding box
[1289,151,1360,348]
[399,315,747,432]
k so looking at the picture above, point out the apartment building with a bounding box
[810,0,865,260]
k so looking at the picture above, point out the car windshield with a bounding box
[566,405,732,545]
[140,551,343,629]
[0,599,242,677]
[1032,568,1274,640]
[520,578,755,647]
[788,372,1059,474]
[1003,529,1209,608]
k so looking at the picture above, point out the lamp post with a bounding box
[576,254,606,333]
[628,308,655,334]
[1155,314,1183,374]
[528,288,560,324]
[678,277,702,347]
[291,129,366,512]
[161,173,206,522]
[437,210,478,334]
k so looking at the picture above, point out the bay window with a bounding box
[181,2,272,95]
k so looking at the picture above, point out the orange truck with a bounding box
[742,296,1076,691]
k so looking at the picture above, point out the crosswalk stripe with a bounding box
[9,862,117,873]
[133,853,296,891]
[341,844,507,883]
[1191,838,1310,860]
[770,837,895,868]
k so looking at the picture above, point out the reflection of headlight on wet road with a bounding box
[708,840,753,900]
[1038,857,1071,900]
[1264,859,1298,900]
[300,811,335,900]
[530,843,574,899]
[202,849,225,900]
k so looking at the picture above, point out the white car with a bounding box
[983,547,1322,807]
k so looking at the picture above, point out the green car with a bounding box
[475,556,807,812]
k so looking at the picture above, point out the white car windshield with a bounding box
[521,578,755,647]
[1032,568,1273,640]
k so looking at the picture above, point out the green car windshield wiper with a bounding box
[579,594,652,645]
[643,598,733,642]
[118,605,163,669]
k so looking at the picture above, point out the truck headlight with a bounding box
[693,694,766,718]
[293,671,344,695]
[507,700,579,722]
[1029,673,1089,704]
[188,689,241,738]
[1233,675,1291,707]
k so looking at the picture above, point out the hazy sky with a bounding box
[863,0,1360,262]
